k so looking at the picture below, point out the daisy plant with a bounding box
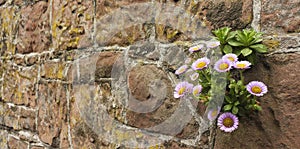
[173,27,268,133]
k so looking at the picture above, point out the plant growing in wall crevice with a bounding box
[173,27,269,133]
[213,27,268,65]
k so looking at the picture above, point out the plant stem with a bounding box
[203,69,210,82]
[239,70,244,83]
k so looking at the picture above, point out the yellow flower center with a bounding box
[251,86,262,94]
[219,63,229,70]
[228,57,235,62]
[223,117,234,127]
[178,67,185,73]
[236,63,246,68]
[191,47,198,51]
[178,87,185,95]
[193,89,199,96]
[211,110,218,118]
[196,62,206,69]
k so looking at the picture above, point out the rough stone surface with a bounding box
[1,103,20,130]
[69,88,114,149]
[8,136,29,149]
[1,0,300,149]
[0,130,8,149]
[37,81,68,147]
[198,0,253,30]
[126,65,178,129]
[261,0,300,33]
[16,1,51,54]
[2,63,38,107]
[95,51,121,79]
[19,108,36,132]
[0,7,19,55]
[215,54,300,149]
[52,0,94,50]
[40,60,68,80]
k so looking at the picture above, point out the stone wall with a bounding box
[0,0,299,149]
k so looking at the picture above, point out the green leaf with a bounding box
[235,85,239,94]
[241,48,253,57]
[223,45,233,54]
[236,31,248,45]
[225,96,233,104]
[237,80,243,86]
[253,104,262,111]
[250,38,263,45]
[234,101,240,106]
[246,94,251,98]
[228,40,244,46]
[232,106,239,114]
[229,83,235,89]
[226,31,236,41]
[224,104,233,111]
[233,49,242,56]
[250,44,268,53]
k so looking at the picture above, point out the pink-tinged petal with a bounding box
[246,81,268,96]
[217,112,239,133]
[175,65,188,75]
[214,59,232,72]
[189,44,204,53]
[222,53,238,63]
[234,61,251,69]
[191,57,210,70]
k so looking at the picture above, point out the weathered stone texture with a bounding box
[16,1,51,54]
[261,0,300,33]
[199,0,253,30]
[1,0,300,149]
[128,42,160,60]
[8,136,29,149]
[1,103,19,130]
[40,60,68,80]
[2,63,38,107]
[126,65,179,129]
[52,0,94,50]
[95,51,121,79]
[0,7,19,56]
[0,130,8,149]
[69,90,106,149]
[19,108,36,132]
[37,81,68,147]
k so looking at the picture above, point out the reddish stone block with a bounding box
[2,63,38,107]
[8,136,29,149]
[199,0,253,30]
[19,108,36,132]
[261,0,300,33]
[1,103,20,130]
[175,118,199,139]
[16,1,51,54]
[125,65,179,130]
[51,0,94,50]
[95,52,121,78]
[40,60,68,80]
[69,94,102,149]
[95,0,153,46]
[37,81,68,147]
